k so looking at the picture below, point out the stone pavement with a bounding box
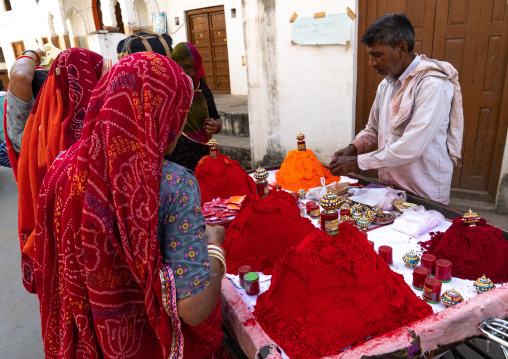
[0,167,43,358]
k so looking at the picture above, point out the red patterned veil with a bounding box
[34,53,193,358]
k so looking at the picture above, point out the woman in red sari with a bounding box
[15,48,110,293]
[34,53,224,358]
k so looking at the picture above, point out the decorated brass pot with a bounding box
[473,275,496,294]
[402,250,420,268]
[441,289,464,308]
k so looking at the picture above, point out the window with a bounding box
[11,41,25,58]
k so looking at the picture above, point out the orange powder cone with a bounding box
[275,149,341,192]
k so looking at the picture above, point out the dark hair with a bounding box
[361,14,415,52]
[117,31,173,57]
[32,70,49,98]
[0,79,4,92]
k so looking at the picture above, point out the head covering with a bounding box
[34,53,193,358]
[40,42,62,70]
[171,42,210,144]
[117,30,173,58]
[16,48,110,293]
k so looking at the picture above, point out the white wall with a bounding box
[88,32,128,63]
[161,0,248,95]
[243,0,357,167]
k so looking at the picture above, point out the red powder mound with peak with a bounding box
[223,191,317,275]
[254,224,433,359]
[275,149,341,192]
[420,217,508,284]
[194,153,256,205]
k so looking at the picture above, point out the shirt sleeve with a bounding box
[201,83,220,120]
[351,90,380,154]
[5,90,35,153]
[358,78,452,170]
[159,164,211,298]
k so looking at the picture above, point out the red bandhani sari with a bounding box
[16,48,108,293]
[35,53,221,358]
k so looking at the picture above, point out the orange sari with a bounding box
[16,48,108,292]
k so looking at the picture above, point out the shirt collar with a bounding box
[395,54,420,85]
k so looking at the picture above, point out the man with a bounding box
[330,14,463,204]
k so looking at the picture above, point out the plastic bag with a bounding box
[348,187,406,210]
[306,178,349,201]
[392,206,445,238]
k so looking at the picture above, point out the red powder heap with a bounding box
[254,224,433,359]
[420,217,508,284]
[194,153,256,205]
[275,149,341,192]
[223,191,316,275]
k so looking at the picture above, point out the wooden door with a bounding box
[0,70,9,89]
[11,41,25,58]
[356,0,508,201]
[187,6,231,94]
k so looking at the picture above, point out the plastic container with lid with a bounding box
[244,272,260,296]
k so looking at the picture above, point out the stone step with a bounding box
[213,134,252,171]
[214,94,249,137]
[219,112,250,137]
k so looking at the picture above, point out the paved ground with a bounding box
[0,167,43,357]
[1,163,507,358]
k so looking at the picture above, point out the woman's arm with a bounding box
[177,225,225,326]
[9,48,43,102]
[159,165,225,326]
[201,83,222,135]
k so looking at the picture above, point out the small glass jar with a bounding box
[421,254,437,276]
[435,259,452,283]
[378,245,393,266]
[207,138,219,158]
[273,184,282,192]
[412,267,430,291]
[296,132,306,151]
[256,181,269,197]
[423,277,442,304]
[321,210,339,235]
[309,204,320,219]
[254,167,269,198]
[238,265,252,288]
[244,272,260,296]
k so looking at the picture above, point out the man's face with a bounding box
[366,41,406,82]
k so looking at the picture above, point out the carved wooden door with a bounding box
[187,6,231,94]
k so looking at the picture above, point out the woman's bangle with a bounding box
[17,55,38,65]
[215,122,221,134]
[22,50,41,65]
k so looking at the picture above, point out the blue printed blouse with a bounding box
[158,160,211,298]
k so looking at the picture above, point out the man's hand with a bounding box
[205,224,225,246]
[333,144,357,159]
[204,118,218,136]
[329,155,360,176]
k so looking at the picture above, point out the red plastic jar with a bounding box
[273,184,282,192]
[309,204,320,219]
[435,259,452,283]
[321,210,339,235]
[367,240,374,248]
[378,245,393,266]
[238,265,252,288]
[344,219,356,227]
[340,208,351,216]
[412,267,430,290]
[423,277,442,304]
[244,272,260,296]
[421,254,437,276]
[306,201,317,215]
[291,192,300,204]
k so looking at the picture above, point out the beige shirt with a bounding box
[352,55,455,204]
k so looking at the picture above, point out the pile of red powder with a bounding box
[420,217,508,284]
[194,153,256,205]
[254,224,433,358]
[275,149,341,192]
[223,191,316,275]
